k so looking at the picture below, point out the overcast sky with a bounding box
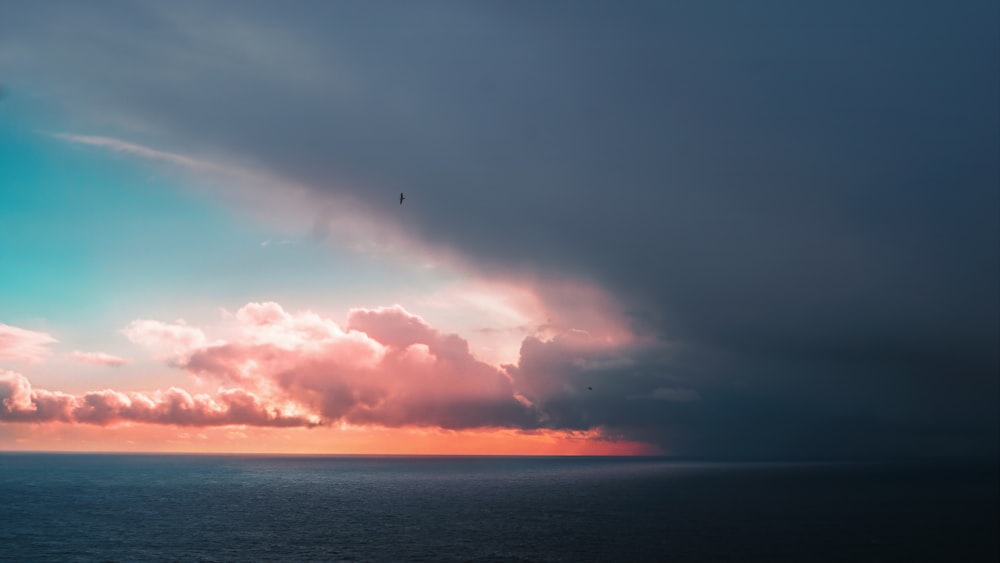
[1,0,997,457]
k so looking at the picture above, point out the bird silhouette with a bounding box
[400,192,405,205]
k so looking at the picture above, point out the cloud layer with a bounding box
[2,303,680,448]
[2,294,997,457]
[0,370,317,427]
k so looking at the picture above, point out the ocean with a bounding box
[0,454,996,562]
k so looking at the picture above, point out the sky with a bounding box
[0,0,997,457]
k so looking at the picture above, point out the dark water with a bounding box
[0,454,996,562]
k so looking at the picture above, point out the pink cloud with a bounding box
[186,302,535,430]
[0,323,57,364]
[418,277,642,367]
[3,303,540,431]
[122,318,207,362]
[232,301,384,361]
[3,300,680,448]
[0,370,318,427]
[72,350,129,367]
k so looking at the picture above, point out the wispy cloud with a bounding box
[50,132,421,266]
[0,323,57,364]
[72,350,129,367]
[260,239,296,248]
[52,133,247,178]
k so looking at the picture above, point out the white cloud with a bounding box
[122,319,207,362]
[72,350,129,367]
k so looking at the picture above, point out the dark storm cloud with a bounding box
[1,0,996,456]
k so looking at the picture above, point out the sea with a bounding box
[0,454,996,562]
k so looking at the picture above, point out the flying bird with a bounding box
[399,192,405,205]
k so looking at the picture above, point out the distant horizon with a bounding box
[3,449,997,464]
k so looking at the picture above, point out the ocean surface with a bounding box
[0,454,996,562]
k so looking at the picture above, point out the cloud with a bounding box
[187,302,539,430]
[505,330,684,431]
[169,302,697,440]
[53,133,215,173]
[0,323,57,364]
[260,239,295,247]
[122,319,207,362]
[4,298,998,458]
[4,301,681,444]
[0,304,574,435]
[0,370,318,427]
[72,350,129,367]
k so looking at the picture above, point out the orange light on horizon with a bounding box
[0,422,662,456]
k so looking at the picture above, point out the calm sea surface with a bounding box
[0,454,996,562]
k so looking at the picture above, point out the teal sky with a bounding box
[0,110,463,384]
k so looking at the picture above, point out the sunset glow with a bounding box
[0,423,656,456]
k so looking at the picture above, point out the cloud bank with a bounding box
[2,303,684,450]
[0,370,317,427]
[2,292,997,456]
